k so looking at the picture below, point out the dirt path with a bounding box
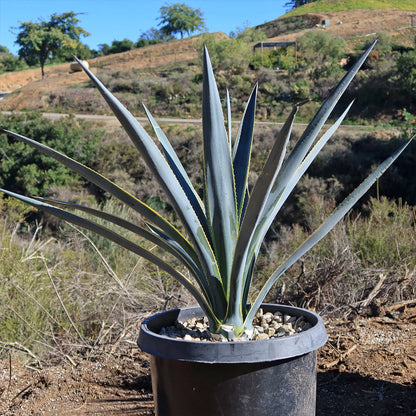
[1,305,414,415]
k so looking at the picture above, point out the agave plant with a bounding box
[0,42,412,338]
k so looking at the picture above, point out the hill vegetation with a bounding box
[285,0,416,15]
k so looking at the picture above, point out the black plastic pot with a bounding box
[138,303,327,416]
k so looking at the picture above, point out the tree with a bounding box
[15,11,89,78]
[0,46,27,72]
[141,27,168,41]
[285,0,316,10]
[158,3,206,39]
[98,38,136,55]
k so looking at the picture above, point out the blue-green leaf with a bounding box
[0,128,200,265]
[0,188,218,323]
[227,106,297,326]
[142,104,210,240]
[233,83,258,219]
[226,89,232,154]
[244,136,413,326]
[226,104,297,322]
[266,40,377,214]
[74,59,223,298]
[202,46,237,290]
[38,197,206,284]
[251,101,355,263]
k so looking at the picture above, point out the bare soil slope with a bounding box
[0,34,228,111]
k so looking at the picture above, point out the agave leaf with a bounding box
[244,136,414,328]
[142,104,210,239]
[0,188,218,323]
[202,46,237,288]
[38,197,207,283]
[226,104,298,323]
[44,196,222,312]
[226,89,232,154]
[236,103,356,318]
[146,223,227,313]
[232,83,258,219]
[266,40,377,217]
[241,255,256,316]
[249,101,355,267]
[0,128,199,265]
[73,57,223,294]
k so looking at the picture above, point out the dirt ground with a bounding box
[0,304,414,416]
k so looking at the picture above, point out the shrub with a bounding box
[0,52,27,72]
[0,113,103,196]
[361,31,393,55]
[291,80,310,101]
[198,34,252,73]
[298,30,346,64]
[396,50,416,97]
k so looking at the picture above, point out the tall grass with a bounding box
[0,197,191,366]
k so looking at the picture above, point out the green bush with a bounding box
[255,47,297,71]
[360,31,392,55]
[0,113,103,196]
[99,38,136,55]
[0,48,27,72]
[396,50,416,97]
[198,34,252,73]
[291,79,310,101]
[298,30,346,64]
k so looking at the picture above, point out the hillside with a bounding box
[285,0,416,15]
[1,7,415,113]
[258,9,416,46]
[0,33,225,95]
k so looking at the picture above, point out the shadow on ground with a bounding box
[317,371,416,415]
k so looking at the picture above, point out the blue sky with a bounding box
[0,0,288,55]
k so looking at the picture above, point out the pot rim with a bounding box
[138,303,327,364]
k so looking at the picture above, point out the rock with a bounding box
[267,328,276,337]
[255,325,265,334]
[158,309,312,342]
[195,322,205,330]
[276,327,287,337]
[255,333,269,341]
